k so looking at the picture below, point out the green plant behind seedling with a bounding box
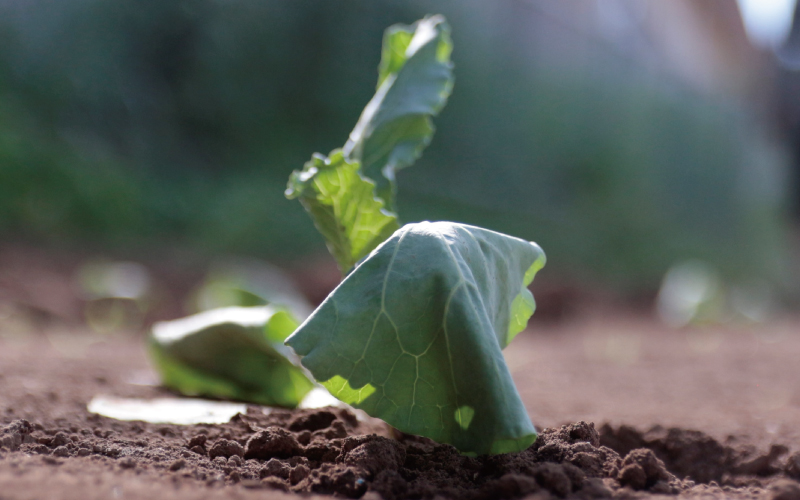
[149,306,314,408]
[286,15,546,456]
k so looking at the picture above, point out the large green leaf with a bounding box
[343,15,454,210]
[286,149,400,274]
[149,306,314,408]
[286,221,546,455]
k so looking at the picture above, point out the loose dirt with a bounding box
[2,312,800,500]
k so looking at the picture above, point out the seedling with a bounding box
[149,15,545,457]
[285,15,545,456]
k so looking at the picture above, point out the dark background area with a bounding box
[0,0,798,317]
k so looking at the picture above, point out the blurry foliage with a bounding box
[0,0,791,290]
[0,101,147,243]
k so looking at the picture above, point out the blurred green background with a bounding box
[0,0,794,297]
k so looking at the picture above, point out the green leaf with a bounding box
[149,306,315,408]
[286,149,400,274]
[343,15,454,210]
[377,25,414,89]
[286,221,546,455]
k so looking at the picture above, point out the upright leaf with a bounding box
[150,306,314,408]
[343,15,454,210]
[286,150,400,273]
[286,221,546,455]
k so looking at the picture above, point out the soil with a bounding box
[2,243,800,499]
[2,313,800,500]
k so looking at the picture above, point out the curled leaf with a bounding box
[286,150,400,274]
[343,15,454,210]
[286,221,545,455]
[150,306,314,408]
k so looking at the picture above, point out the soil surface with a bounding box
[2,312,800,500]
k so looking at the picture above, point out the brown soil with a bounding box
[2,313,800,500]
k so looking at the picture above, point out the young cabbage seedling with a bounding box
[286,15,546,456]
[147,14,545,456]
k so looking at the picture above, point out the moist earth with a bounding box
[2,293,800,500]
[3,410,800,500]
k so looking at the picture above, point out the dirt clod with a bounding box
[169,458,186,471]
[52,445,70,457]
[787,453,800,480]
[769,480,800,500]
[187,434,207,448]
[619,449,674,490]
[50,432,70,448]
[289,410,337,432]
[341,435,406,477]
[208,439,244,459]
[533,462,573,497]
[619,462,647,490]
[262,476,289,491]
[1,420,33,451]
[261,458,290,479]
[734,445,789,477]
[600,423,797,489]
[289,464,309,485]
[244,427,302,460]
[479,473,541,500]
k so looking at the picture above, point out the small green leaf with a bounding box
[286,149,400,273]
[286,221,545,455]
[343,15,454,210]
[149,306,314,408]
[377,25,414,89]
